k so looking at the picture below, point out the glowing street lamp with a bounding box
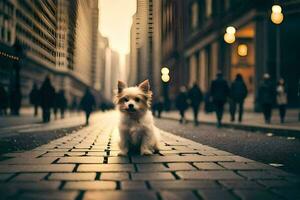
[224,26,236,44]
[271,5,284,24]
[161,67,170,83]
[270,4,283,80]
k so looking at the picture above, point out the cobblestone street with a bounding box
[0,112,299,200]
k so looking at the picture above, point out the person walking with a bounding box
[229,74,248,122]
[210,72,230,127]
[29,83,40,117]
[258,73,276,124]
[40,76,55,123]
[57,89,67,119]
[276,78,288,123]
[0,83,8,116]
[152,96,164,118]
[175,86,189,124]
[80,88,96,125]
[188,83,203,126]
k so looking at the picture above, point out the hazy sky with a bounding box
[99,0,136,56]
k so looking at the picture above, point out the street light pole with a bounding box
[276,25,280,80]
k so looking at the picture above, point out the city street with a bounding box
[0,111,299,200]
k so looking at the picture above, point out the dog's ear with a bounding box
[139,80,150,93]
[118,81,126,93]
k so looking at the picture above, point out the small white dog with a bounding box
[114,80,160,155]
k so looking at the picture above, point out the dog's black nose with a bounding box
[128,104,134,109]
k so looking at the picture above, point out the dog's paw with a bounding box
[140,149,153,155]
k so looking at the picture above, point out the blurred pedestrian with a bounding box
[80,88,96,125]
[276,78,287,123]
[204,91,214,113]
[57,89,67,119]
[71,97,78,112]
[40,76,55,123]
[9,86,22,115]
[175,86,189,124]
[210,72,229,127]
[258,73,276,124]
[29,83,40,117]
[53,90,58,119]
[0,83,8,115]
[188,82,203,126]
[229,74,248,122]
[152,96,164,118]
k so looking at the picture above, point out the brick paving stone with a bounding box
[41,152,66,157]
[150,180,219,189]
[210,150,234,156]
[0,157,57,165]
[131,155,234,163]
[219,180,263,189]
[83,191,158,200]
[77,164,135,172]
[131,172,175,180]
[237,171,279,180]
[167,163,196,171]
[18,191,79,200]
[64,181,116,190]
[136,164,169,172]
[48,173,96,181]
[218,162,273,170]
[121,181,148,190]
[86,152,106,156]
[272,188,300,199]
[197,189,238,200]
[233,189,282,200]
[176,171,243,180]
[101,172,129,180]
[0,173,14,181]
[57,157,104,164]
[0,181,61,190]
[108,157,130,164]
[258,180,299,188]
[0,164,75,172]
[160,191,199,200]
[193,162,224,170]
[12,173,48,181]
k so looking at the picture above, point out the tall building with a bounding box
[98,33,109,91]
[129,0,161,96]
[161,0,300,109]
[0,0,102,107]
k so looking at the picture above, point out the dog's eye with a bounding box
[123,98,129,102]
[135,97,140,102]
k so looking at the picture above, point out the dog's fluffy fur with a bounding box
[114,80,160,155]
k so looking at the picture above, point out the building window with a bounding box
[205,0,212,18]
[191,1,199,30]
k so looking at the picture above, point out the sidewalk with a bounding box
[161,109,300,136]
[0,112,299,200]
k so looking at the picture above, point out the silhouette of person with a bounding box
[258,73,276,124]
[276,78,287,123]
[0,83,8,116]
[71,97,78,112]
[53,90,58,120]
[210,72,229,127]
[9,85,22,115]
[175,86,189,124]
[80,88,96,125]
[152,96,164,118]
[188,83,203,126]
[40,76,55,123]
[57,89,67,119]
[229,74,248,122]
[29,83,40,117]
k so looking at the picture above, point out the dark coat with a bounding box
[57,91,67,109]
[29,87,40,105]
[210,78,229,103]
[175,92,189,111]
[230,79,248,102]
[80,91,96,113]
[188,85,203,107]
[40,79,55,109]
[258,80,276,105]
[0,85,8,109]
